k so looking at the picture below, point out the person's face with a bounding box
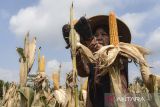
[94,28,109,46]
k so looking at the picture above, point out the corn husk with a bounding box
[135,82,141,93]
[19,87,34,107]
[28,37,36,72]
[94,12,149,77]
[1,84,20,107]
[52,71,60,90]
[94,42,150,76]
[23,32,36,73]
[19,33,29,87]
[20,59,28,87]
[18,33,36,87]
[24,32,29,58]
[76,42,95,63]
[53,89,66,105]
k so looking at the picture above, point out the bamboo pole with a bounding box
[69,3,78,107]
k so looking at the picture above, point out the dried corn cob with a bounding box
[109,11,119,46]
[39,56,45,73]
[52,71,60,90]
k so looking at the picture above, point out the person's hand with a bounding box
[84,37,103,52]
[94,42,103,52]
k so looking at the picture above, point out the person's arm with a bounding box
[76,50,90,77]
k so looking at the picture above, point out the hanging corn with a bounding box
[109,11,119,46]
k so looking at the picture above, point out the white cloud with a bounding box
[0,68,19,82]
[7,1,160,47]
[119,4,160,39]
[9,0,71,47]
[9,0,119,48]
[11,0,156,48]
[120,13,147,37]
[145,27,160,53]
[47,59,60,72]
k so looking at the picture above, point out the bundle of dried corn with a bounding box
[43,72,72,107]
[32,73,48,91]
[138,59,160,107]
[64,71,77,107]
[1,83,20,107]
[140,72,160,106]
[94,12,149,72]
[53,89,66,105]
[32,89,52,107]
[31,92,45,107]
[134,82,141,94]
[31,74,51,106]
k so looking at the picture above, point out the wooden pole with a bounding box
[70,3,78,107]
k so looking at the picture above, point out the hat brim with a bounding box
[88,15,131,43]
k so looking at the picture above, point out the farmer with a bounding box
[62,14,131,107]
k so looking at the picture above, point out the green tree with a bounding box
[0,80,4,99]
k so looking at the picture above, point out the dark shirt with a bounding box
[76,52,129,107]
[88,60,129,107]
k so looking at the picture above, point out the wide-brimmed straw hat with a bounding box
[88,15,131,43]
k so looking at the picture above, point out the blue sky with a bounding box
[0,0,160,84]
